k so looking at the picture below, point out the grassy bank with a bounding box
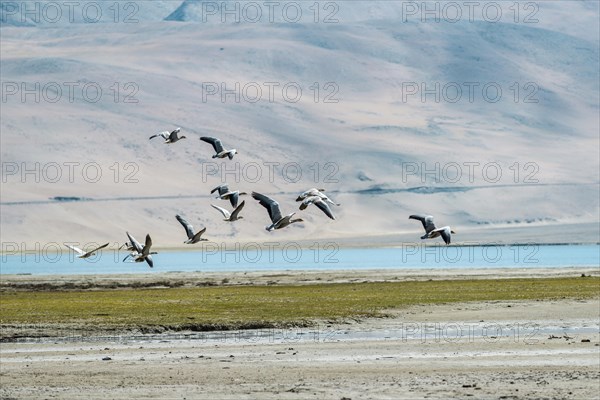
[1,277,598,338]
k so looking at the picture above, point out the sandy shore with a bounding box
[2,266,599,291]
[1,299,598,399]
[1,268,599,400]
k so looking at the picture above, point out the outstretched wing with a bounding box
[126,232,143,253]
[230,200,245,220]
[211,184,229,196]
[176,214,195,239]
[65,244,84,256]
[82,242,109,257]
[252,192,282,223]
[200,137,224,153]
[313,199,336,220]
[142,234,152,256]
[91,242,109,252]
[150,131,169,140]
[211,204,231,219]
[168,128,181,141]
[409,214,436,234]
[192,227,207,242]
[438,227,452,245]
[145,254,154,268]
[229,191,239,208]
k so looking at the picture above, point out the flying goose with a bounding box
[409,214,456,245]
[122,232,157,267]
[252,192,304,231]
[296,188,340,207]
[211,184,247,208]
[211,200,245,222]
[200,136,237,159]
[176,215,208,244]
[64,242,109,259]
[299,195,336,220]
[149,127,186,143]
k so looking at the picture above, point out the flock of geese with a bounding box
[65,128,456,267]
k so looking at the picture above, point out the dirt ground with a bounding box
[1,269,599,400]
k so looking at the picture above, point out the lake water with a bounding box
[1,244,598,276]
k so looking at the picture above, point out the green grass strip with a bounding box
[1,277,598,331]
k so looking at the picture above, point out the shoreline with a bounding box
[2,241,599,256]
[2,266,599,290]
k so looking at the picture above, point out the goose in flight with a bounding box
[296,188,340,207]
[211,184,247,208]
[252,192,304,231]
[211,200,245,222]
[64,242,109,259]
[123,232,157,267]
[200,136,237,159]
[409,214,456,245]
[300,195,336,220]
[149,127,186,143]
[176,215,208,244]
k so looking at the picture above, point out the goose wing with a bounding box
[436,227,452,245]
[230,200,245,220]
[145,254,154,268]
[211,204,231,219]
[176,214,195,239]
[409,214,436,234]
[200,136,224,153]
[168,128,181,141]
[252,192,282,223]
[228,191,239,208]
[82,242,109,257]
[149,131,169,140]
[313,199,336,220]
[126,232,143,253]
[65,244,84,256]
[211,184,229,196]
[142,234,152,257]
[192,227,207,242]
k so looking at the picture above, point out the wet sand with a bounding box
[2,265,599,290]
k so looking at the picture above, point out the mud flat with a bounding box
[1,299,599,399]
[1,267,598,399]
